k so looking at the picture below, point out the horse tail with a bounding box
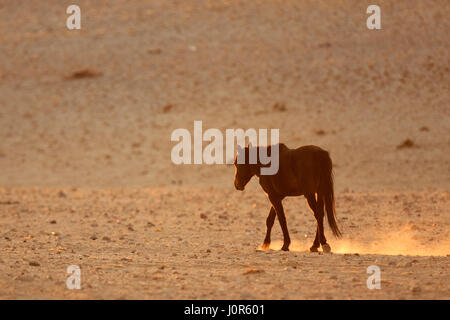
[318,151,342,238]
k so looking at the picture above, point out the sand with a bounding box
[0,0,449,299]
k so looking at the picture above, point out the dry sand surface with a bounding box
[0,0,449,299]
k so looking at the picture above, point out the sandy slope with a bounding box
[0,1,449,299]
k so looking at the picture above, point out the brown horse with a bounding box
[234,143,342,252]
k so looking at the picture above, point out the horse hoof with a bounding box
[310,246,319,252]
[322,243,331,253]
[281,246,290,251]
[261,242,270,250]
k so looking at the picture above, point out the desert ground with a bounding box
[0,0,449,299]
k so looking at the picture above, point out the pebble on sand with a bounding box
[396,139,416,149]
[243,268,264,275]
[58,190,67,198]
[411,285,421,294]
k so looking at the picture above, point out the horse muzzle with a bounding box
[234,181,245,191]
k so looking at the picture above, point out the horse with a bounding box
[233,143,342,252]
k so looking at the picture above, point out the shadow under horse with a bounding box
[234,143,342,252]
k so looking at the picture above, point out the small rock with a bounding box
[148,48,162,55]
[58,190,67,198]
[411,286,421,294]
[396,139,416,149]
[243,268,264,275]
[200,213,207,219]
[102,236,111,242]
[162,104,173,113]
[90,234,98,240]
[273,102,286,112]
[66,69,102,80]
[29,261,40,267]
[50,220,57,224]
[318,42,332,48]
[315,129,326,136]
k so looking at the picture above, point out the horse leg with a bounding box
[261,207,276,250]
[269,195,291,251]
[306,194,320,252]
[307,194,330,252]
[310,225,320,252]
[316,195,330,252]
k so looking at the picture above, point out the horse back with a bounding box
[260,144,331,197]
[292,145,331,189]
